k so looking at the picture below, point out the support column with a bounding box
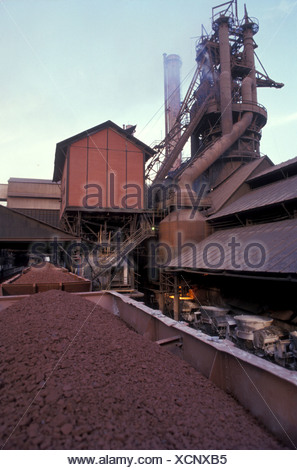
[243,23,257,103]
[130,264,135,290]
[174,274,180,321]
[218,18,233,135]
[158,293,165,313]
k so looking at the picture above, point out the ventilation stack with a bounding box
[163,53,182,172]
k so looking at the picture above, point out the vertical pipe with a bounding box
[164,54,182,135]
[218,18,233,135]
[123,260,128,285]
[158,293,165,313]
[163,54,169,141]
[174,274,180,321]
[243,23,257,103]
[158,269,165,313]
[235,0,238,20]
[163,54,182,169]
[130,264,135,290]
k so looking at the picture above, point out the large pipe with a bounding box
[177,73,254,206]
[242,9,257,103]
[163,54,182,136]
[218,18,233,135]
[163,54,182,169]
[177,13,256,191]
[178,111,253,203]
[242,76,253,102]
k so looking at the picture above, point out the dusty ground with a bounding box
[12,263,78,284]
[0,290,287,450]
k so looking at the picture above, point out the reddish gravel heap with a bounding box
[0,290,286,450]
[13,263,79,284]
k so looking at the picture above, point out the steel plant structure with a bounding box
[3,0,297,341]
[2,1,297,448]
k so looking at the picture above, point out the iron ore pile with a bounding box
[0,290,286,450]
[12,262,79,284]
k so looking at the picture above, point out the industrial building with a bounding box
[1,0,297,447]
[1,0,296,343]
[1,0,297,344]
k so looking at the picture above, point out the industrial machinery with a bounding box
[143,1,286,321]
[1,0,296,383]
[199,306,229,337]
[144,0,287,353]
[186,306,297,370]
[146,0,283,190]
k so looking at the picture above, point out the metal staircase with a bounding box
[89,218,156,283]
[152,96,212,185]
[145,50,214,186]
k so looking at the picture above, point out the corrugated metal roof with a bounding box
[208,174,297,220]
[168,218,297,274]
[208,158,269,214]
[13,209,60,228]
[0,206,75,242]
[8,178,57,184]
[247,156,297,183]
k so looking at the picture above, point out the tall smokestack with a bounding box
[163,53,182,170]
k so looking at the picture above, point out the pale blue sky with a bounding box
[0,0,296,183]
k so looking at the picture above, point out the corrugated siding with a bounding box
[13,209,60,228]
[7,180,60,198]
[53,120,154,182]
[0,206,74,241]
[247,155,297,182]
[66,127,145,211]
[169,218,297,274]
[209,174,297,220]
[209,159,267,214]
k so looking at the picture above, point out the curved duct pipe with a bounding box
[177,77,254,205]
